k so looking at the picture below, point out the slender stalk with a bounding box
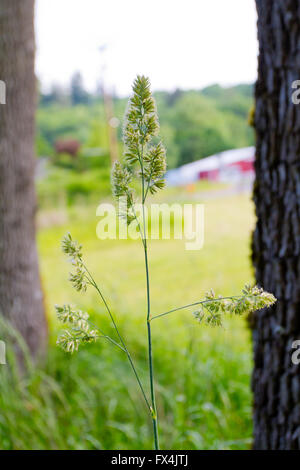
[74,333,126,352]
[84,263,151,412]
[144,239,159,449]
[140,150,160,450]
[150,294,263,321]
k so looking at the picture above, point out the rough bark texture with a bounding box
[0,0,47,357]
[253,0,300,449]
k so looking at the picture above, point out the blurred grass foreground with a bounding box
[0,182,255,450]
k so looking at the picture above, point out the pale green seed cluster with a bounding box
[61,233,88,292]
[143,142,167,194]
[56,304,99,353]
[124,75,159,152]
[193,284,276,327]
[62,232,82,260]
[111,162,136,224]
[111,75,167,225]
[111,161,132,199]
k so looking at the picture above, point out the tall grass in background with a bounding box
[0,191,254,450]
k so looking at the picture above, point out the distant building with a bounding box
[54,139,81,158]
[166,146,255,186]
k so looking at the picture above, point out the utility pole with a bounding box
[99,44,119,165]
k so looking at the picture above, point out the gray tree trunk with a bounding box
[0,0,47,357]
[252,0,300,449]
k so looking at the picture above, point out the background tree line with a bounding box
[37,74,254,169]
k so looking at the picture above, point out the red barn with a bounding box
[166,147,255,186]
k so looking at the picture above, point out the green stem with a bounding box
[83,264,151,412]
[150,294,260,321]
[145,242,159,450]
[140,149,160,450]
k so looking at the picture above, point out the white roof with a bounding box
[166,146,255,185]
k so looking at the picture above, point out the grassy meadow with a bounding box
[0,185,255,450]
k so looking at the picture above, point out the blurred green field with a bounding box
[0,188,255,450]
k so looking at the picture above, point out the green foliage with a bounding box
[86,119,109,154]
[37,167,111,207]
[36,84,254,171]
[35,134,53,157]
[151,86,254,168]
[0,320,252,450]
[201,84,253,117]
[37,104,93,147]
[0,190,259,450]
[166,91,252,167]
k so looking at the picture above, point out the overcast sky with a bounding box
[35,0,258,96]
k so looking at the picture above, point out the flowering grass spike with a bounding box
[56,75,277,450]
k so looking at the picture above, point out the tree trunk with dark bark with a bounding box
[252,0,300,449]
[0,0,47,358]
